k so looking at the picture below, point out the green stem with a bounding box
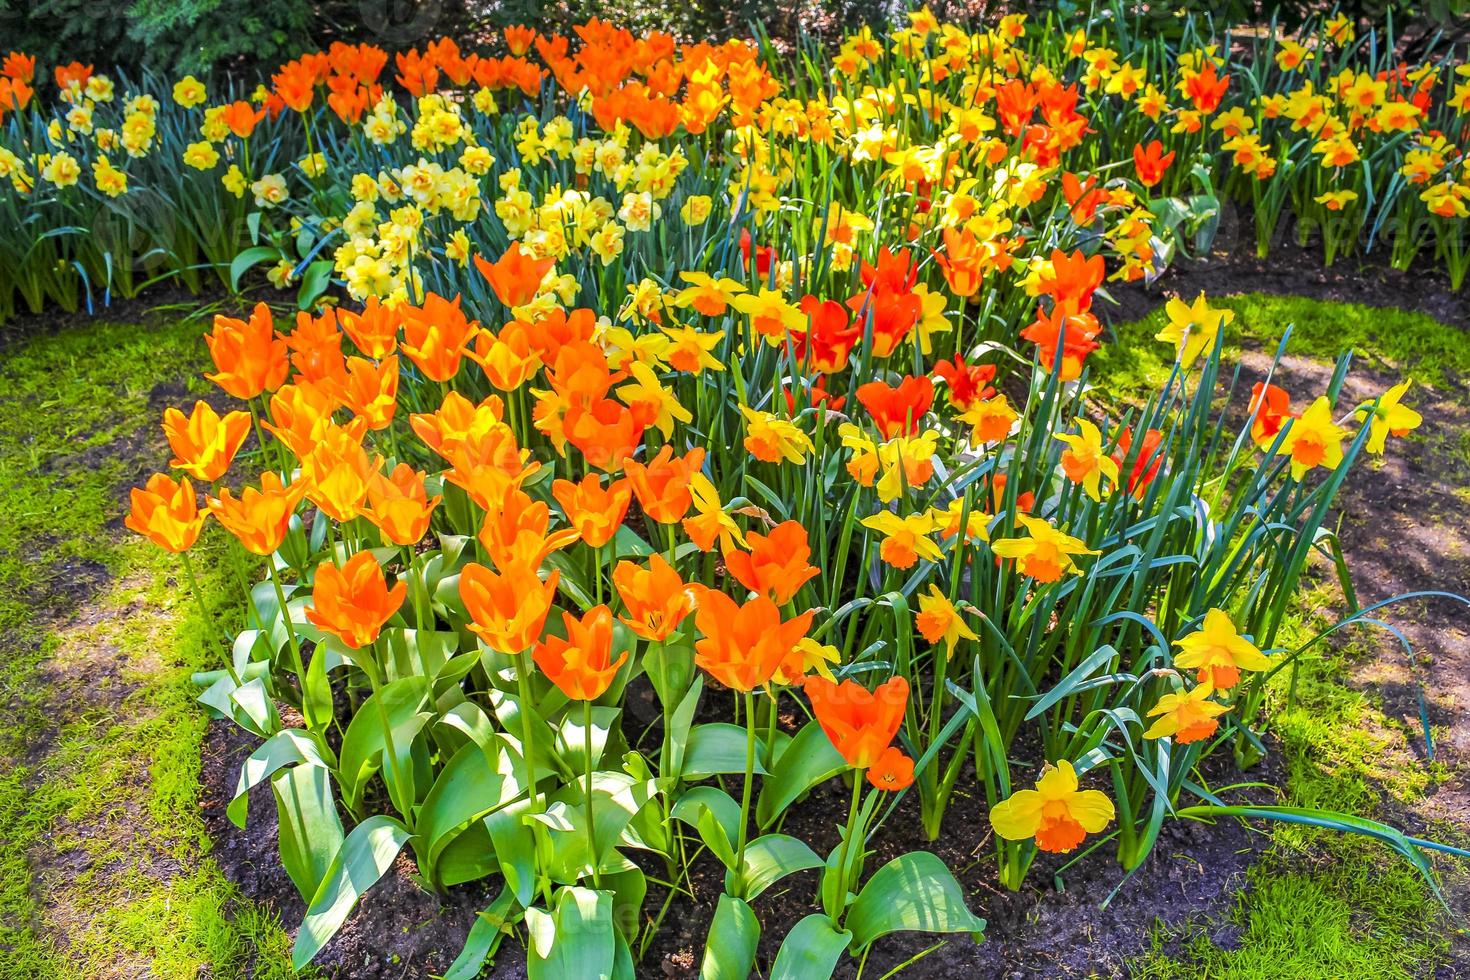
[584,699,600,888]
[734,689,757,896]
[367,650,415,835]
[180,549,240,686]
[835,769,864,917]
[267,565,308,704]
[515,648,553,905]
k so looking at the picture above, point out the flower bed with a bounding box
[5,7,1465,977]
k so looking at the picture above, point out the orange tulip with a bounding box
[442,427,538,512]
[263,381,343,460]
[1109,426,1165,499]
[1132,139,1175,188]
[1247,382,1294,448]
[341,355,399,431]
[692,590,814,692]
[468,321,542,392]
[552,474,631,548]
[284,309,349,396]
[220,100,266,138]
[400,294,478,382]
[301,423,378,522]
[613,553,696,641]
[623,445,706,524]
[204,303,289,400]
[460,560,558,653]
[866,745,915,792]
[805,674,909,770]
[339,296,400,360]
[477,487,579,571]
[722,521,820,605]
[410,389,505,461]
[208,472,306,555]
[162,400,252,482]
[306,552,406,649]
[855,376,934,440]
[564,397,646,473]
[126,473,206,553]
[475,243,554,309]
[533,605,627,701]
[363,463,440,546]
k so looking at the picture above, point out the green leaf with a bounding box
[418,738,524,889]
[228,245,279,291]
[845,851,986,953]
[338,676,431,814]
[526,886,617,980]
[531,774,659,882]
[770,914,850,980]
[485,800,537,908]
[731,833,824,900]
[271,764,344,903]
[1176,804,1463,909]
[644,638,695,710]
[682,723,768,780]
[699,893,760,980]
[228,729,331,827]
[442,888,516,980]
[292,815,412,968]
[296,259,333,309]
[757,721,846,827]
[672,785,741,871]
[666,674,703,778]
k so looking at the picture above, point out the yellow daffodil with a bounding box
[1156,292,1233,369]
[915,585,979,657]
[1277,396,1346,478]
[1144,684,1230,744]
[1055,419,1120,501]
[1173,609,1271,690]
[741,405,814,464]
[989,760,1115,854]
[990,514,1098,582]
[861,510,944,569]
[1358,380,1422,454]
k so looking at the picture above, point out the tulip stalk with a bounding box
[733,689,757,896]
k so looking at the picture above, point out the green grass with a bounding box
[1110,288,1470,977]
[1093,292,1470,399]
[1132,627,1456,978]
[0,316,303,979]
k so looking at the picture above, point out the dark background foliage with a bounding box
[0,0,1466,80]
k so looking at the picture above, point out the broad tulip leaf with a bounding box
[698,893,759,980]
[485,800,537,908]
[271,763,344,902]
[228,728,331,827]
[845,851,986,953]
[526,886,616,980]
[292,815,412,968]
[443,887,516,980]
[730,833,824,901]
[682,723,769,780]
[338,676,431,814]
[419,738,524,888]
[756,720,846,827]
[672,785,741,870]
[228,245,279,291]
[770,914,851,980]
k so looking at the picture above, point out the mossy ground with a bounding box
[0,294,1462,978]
[0,315,302,979]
